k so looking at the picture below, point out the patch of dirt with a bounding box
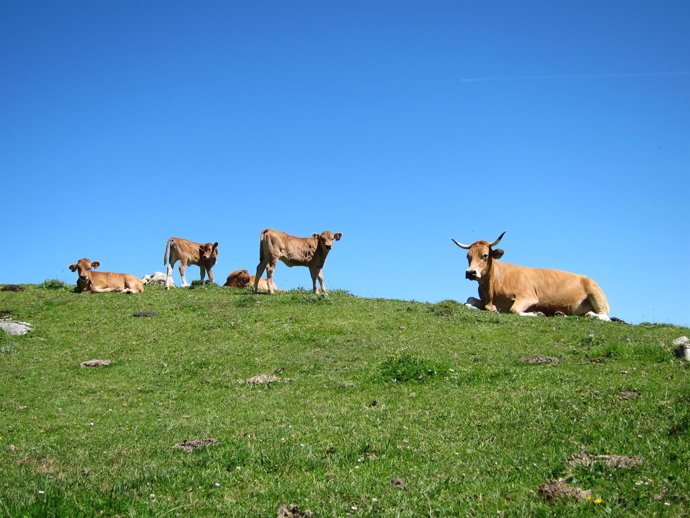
[619,389,640,401]
[1,285,24,292]
[568,453,644,469]
[391,477,406,489]
[538,479,591,503]
[521,355,561,365]
[133,311,158,317]
[277,504,314,518]
[238,374,290,384]
[172,438,219,452]
[36,457,62,475]
[80,359,112,367]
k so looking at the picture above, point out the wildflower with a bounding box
[594,498,603,505]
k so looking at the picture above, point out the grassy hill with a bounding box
[1,284,688,517]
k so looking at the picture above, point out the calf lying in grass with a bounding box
[69,258,143,293]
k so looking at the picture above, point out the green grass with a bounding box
[1,284,689,517]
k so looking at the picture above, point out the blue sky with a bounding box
[2,1,689,326]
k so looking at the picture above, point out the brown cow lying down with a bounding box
[163,237,218,289]
[69,258,144,293]
[254,228,342,295]
[224,269,273,292]
[452,232,610,321]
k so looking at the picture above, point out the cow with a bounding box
[69,258,144,294]
[224,269,274,292]
[254,229,342,295]
[451,232,610,321]
[163,237,218,289]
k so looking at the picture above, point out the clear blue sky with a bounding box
[2,1,689,326]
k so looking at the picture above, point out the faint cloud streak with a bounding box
[459,71,690,83]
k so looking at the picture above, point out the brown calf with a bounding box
[452,232,610,320]
[69,258,144,293]
[224,269,273,292]
[254,229,342,294]
[163,237,218,289]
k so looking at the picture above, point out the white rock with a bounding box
[0,321,33,336]
[672,336,689,346]
[142,272,170,285]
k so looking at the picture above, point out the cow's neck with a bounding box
[311,241,330,267]
[478,259,500,302]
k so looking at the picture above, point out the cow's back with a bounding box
[494,262,606,315]
[166,237,200,265]
[261,229,317,266]
[89,271,144,293]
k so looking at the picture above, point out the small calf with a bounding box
[254,228,342,294]
[69,258,144,294]
[224,269,273,292]
[163,237,219,288]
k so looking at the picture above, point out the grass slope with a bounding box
[1,284,689,517]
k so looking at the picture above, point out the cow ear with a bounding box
[313,233,320,239]
[213,242,218,249]
[491,249,504,259]
[69,264,77,272]
[334,233,342,241]
[91,261,100,269]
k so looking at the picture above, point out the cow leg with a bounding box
[264,261,276,295]
[207,267,214,284]
[318,271,327,295]
[510,297,544,317]
[310,268,327,295]
[89,285,116,293]
[309,267,324,294]
[179,263,189,287]
[199,265,206,283]
[165,263,174,290]
[254,260,269,293]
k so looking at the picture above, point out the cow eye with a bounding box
[482,254,488,260]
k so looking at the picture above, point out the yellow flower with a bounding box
[594,498,604,505]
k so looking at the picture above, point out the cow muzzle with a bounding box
[465,270,479,280]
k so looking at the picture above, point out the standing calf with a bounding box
[452,232,610,321]
[163,237,218,289]
[254,229,342,295]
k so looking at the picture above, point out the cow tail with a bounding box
[258,229,269,264]
[163,238,172,266]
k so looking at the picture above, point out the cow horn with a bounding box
[488,231,506,247]
[451,239,471,250]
